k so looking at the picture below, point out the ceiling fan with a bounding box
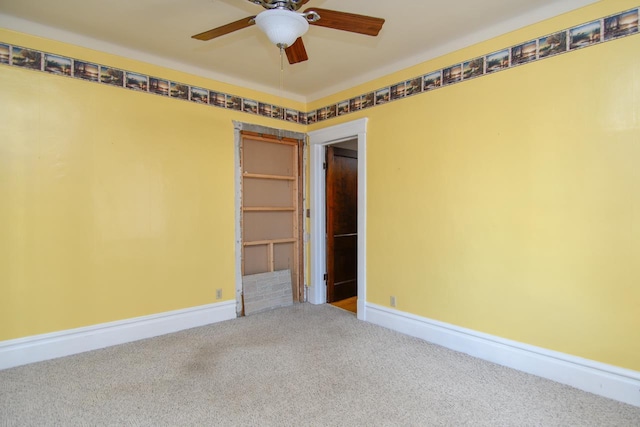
[191,0,385,64]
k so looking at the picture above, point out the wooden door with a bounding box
[326,146,358,303]
[241,131,304,305]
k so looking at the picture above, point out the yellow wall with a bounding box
[310,0,640,371]
[2,0,639,373]
[0,29,304,341]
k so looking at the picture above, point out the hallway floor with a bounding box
[329,296,357,314]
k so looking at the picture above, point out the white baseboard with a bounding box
[365,303,640,407]
[0,300,236,371]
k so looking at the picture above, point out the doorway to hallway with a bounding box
[308,118,368,320]
[326,144,358,307]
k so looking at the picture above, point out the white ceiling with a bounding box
[0,0,597,102]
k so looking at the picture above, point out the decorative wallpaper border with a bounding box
[1,7,637,125]
[0,41,306,124]
[312,6,639,124]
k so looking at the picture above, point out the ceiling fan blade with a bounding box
[191,16,256,41]
[305,8,385,36]
[285,38,308,64]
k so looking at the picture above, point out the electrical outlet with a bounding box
[390,296,396,307]
[216,289,222,300]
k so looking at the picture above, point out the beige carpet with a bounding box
[1,303,639,426]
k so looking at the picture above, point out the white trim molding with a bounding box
[366,303,640,407]
[307,118,368,320]
[0,301,236,371]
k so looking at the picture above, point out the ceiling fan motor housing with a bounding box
[250,0,306,12]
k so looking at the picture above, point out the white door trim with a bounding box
[308,118,368,320]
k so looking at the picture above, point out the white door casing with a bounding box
[308,118,368,320]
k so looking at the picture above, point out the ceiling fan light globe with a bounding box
[255,9,309,48]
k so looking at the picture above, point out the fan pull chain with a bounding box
[280,45,284,85]
[278,45,285,139]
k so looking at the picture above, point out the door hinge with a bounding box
[323,162,327,170]
[306,209,310,218]
[323,273,328,281]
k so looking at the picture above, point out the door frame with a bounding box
[308,118,368,320]
[233,121,306,316]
